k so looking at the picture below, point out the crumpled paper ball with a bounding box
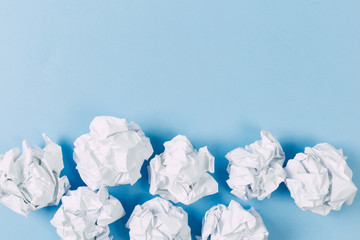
[51,186,125,240]
[226,130,286,200]
[148,135,218,205]
[126,197,191,240]
[198,200,269,240]
[285,143,357,215]
[74,116,153,190]
[0,134,70,216]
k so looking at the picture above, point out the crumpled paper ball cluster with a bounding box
[0,115,357,240]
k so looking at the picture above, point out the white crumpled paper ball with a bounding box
[0,134,70,216]
[285,143,357,215]
[148,135,218,205]
[226,130,286,200]
[126,197,191,240]
[198,200,269,240]
[51,186,125,240]
[74,116,153,190]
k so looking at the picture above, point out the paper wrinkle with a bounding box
[51,186,125,240]
[0,134,70,216]
[198,200,268,240]
[285,143,357,215]
[74,116,153,190]
[226,130,286,200]
[126,197,191,240]
[148,135,218,205]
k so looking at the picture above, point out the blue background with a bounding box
[0,1,359,239]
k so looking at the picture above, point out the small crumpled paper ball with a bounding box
[51,186,125,240]
[148,135,218,205]
[126,197,191,240]
[226,130,286,200]
[74,116,153,190]
[198,200,269,240]
[285,143,357,215]
[0,134,70,216]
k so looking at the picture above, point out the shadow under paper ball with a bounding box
[58,139,86,190]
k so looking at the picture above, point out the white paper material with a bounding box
[51,186,125,240]
[226,130,286,200]
[285,143,357,215]
[148,135,218,205]
[126,197,191,240]
[0,134,70,216]
[74,116,153,190]
[198,200,269,240]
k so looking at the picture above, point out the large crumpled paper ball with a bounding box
[74,116,153,190]
[198,200,269,240]
[0,134,70,216]
[226,130,286,200]
[148,135,218,205]
[51,186,125,240]
[126,197,191,240]
[285,143,357,215]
